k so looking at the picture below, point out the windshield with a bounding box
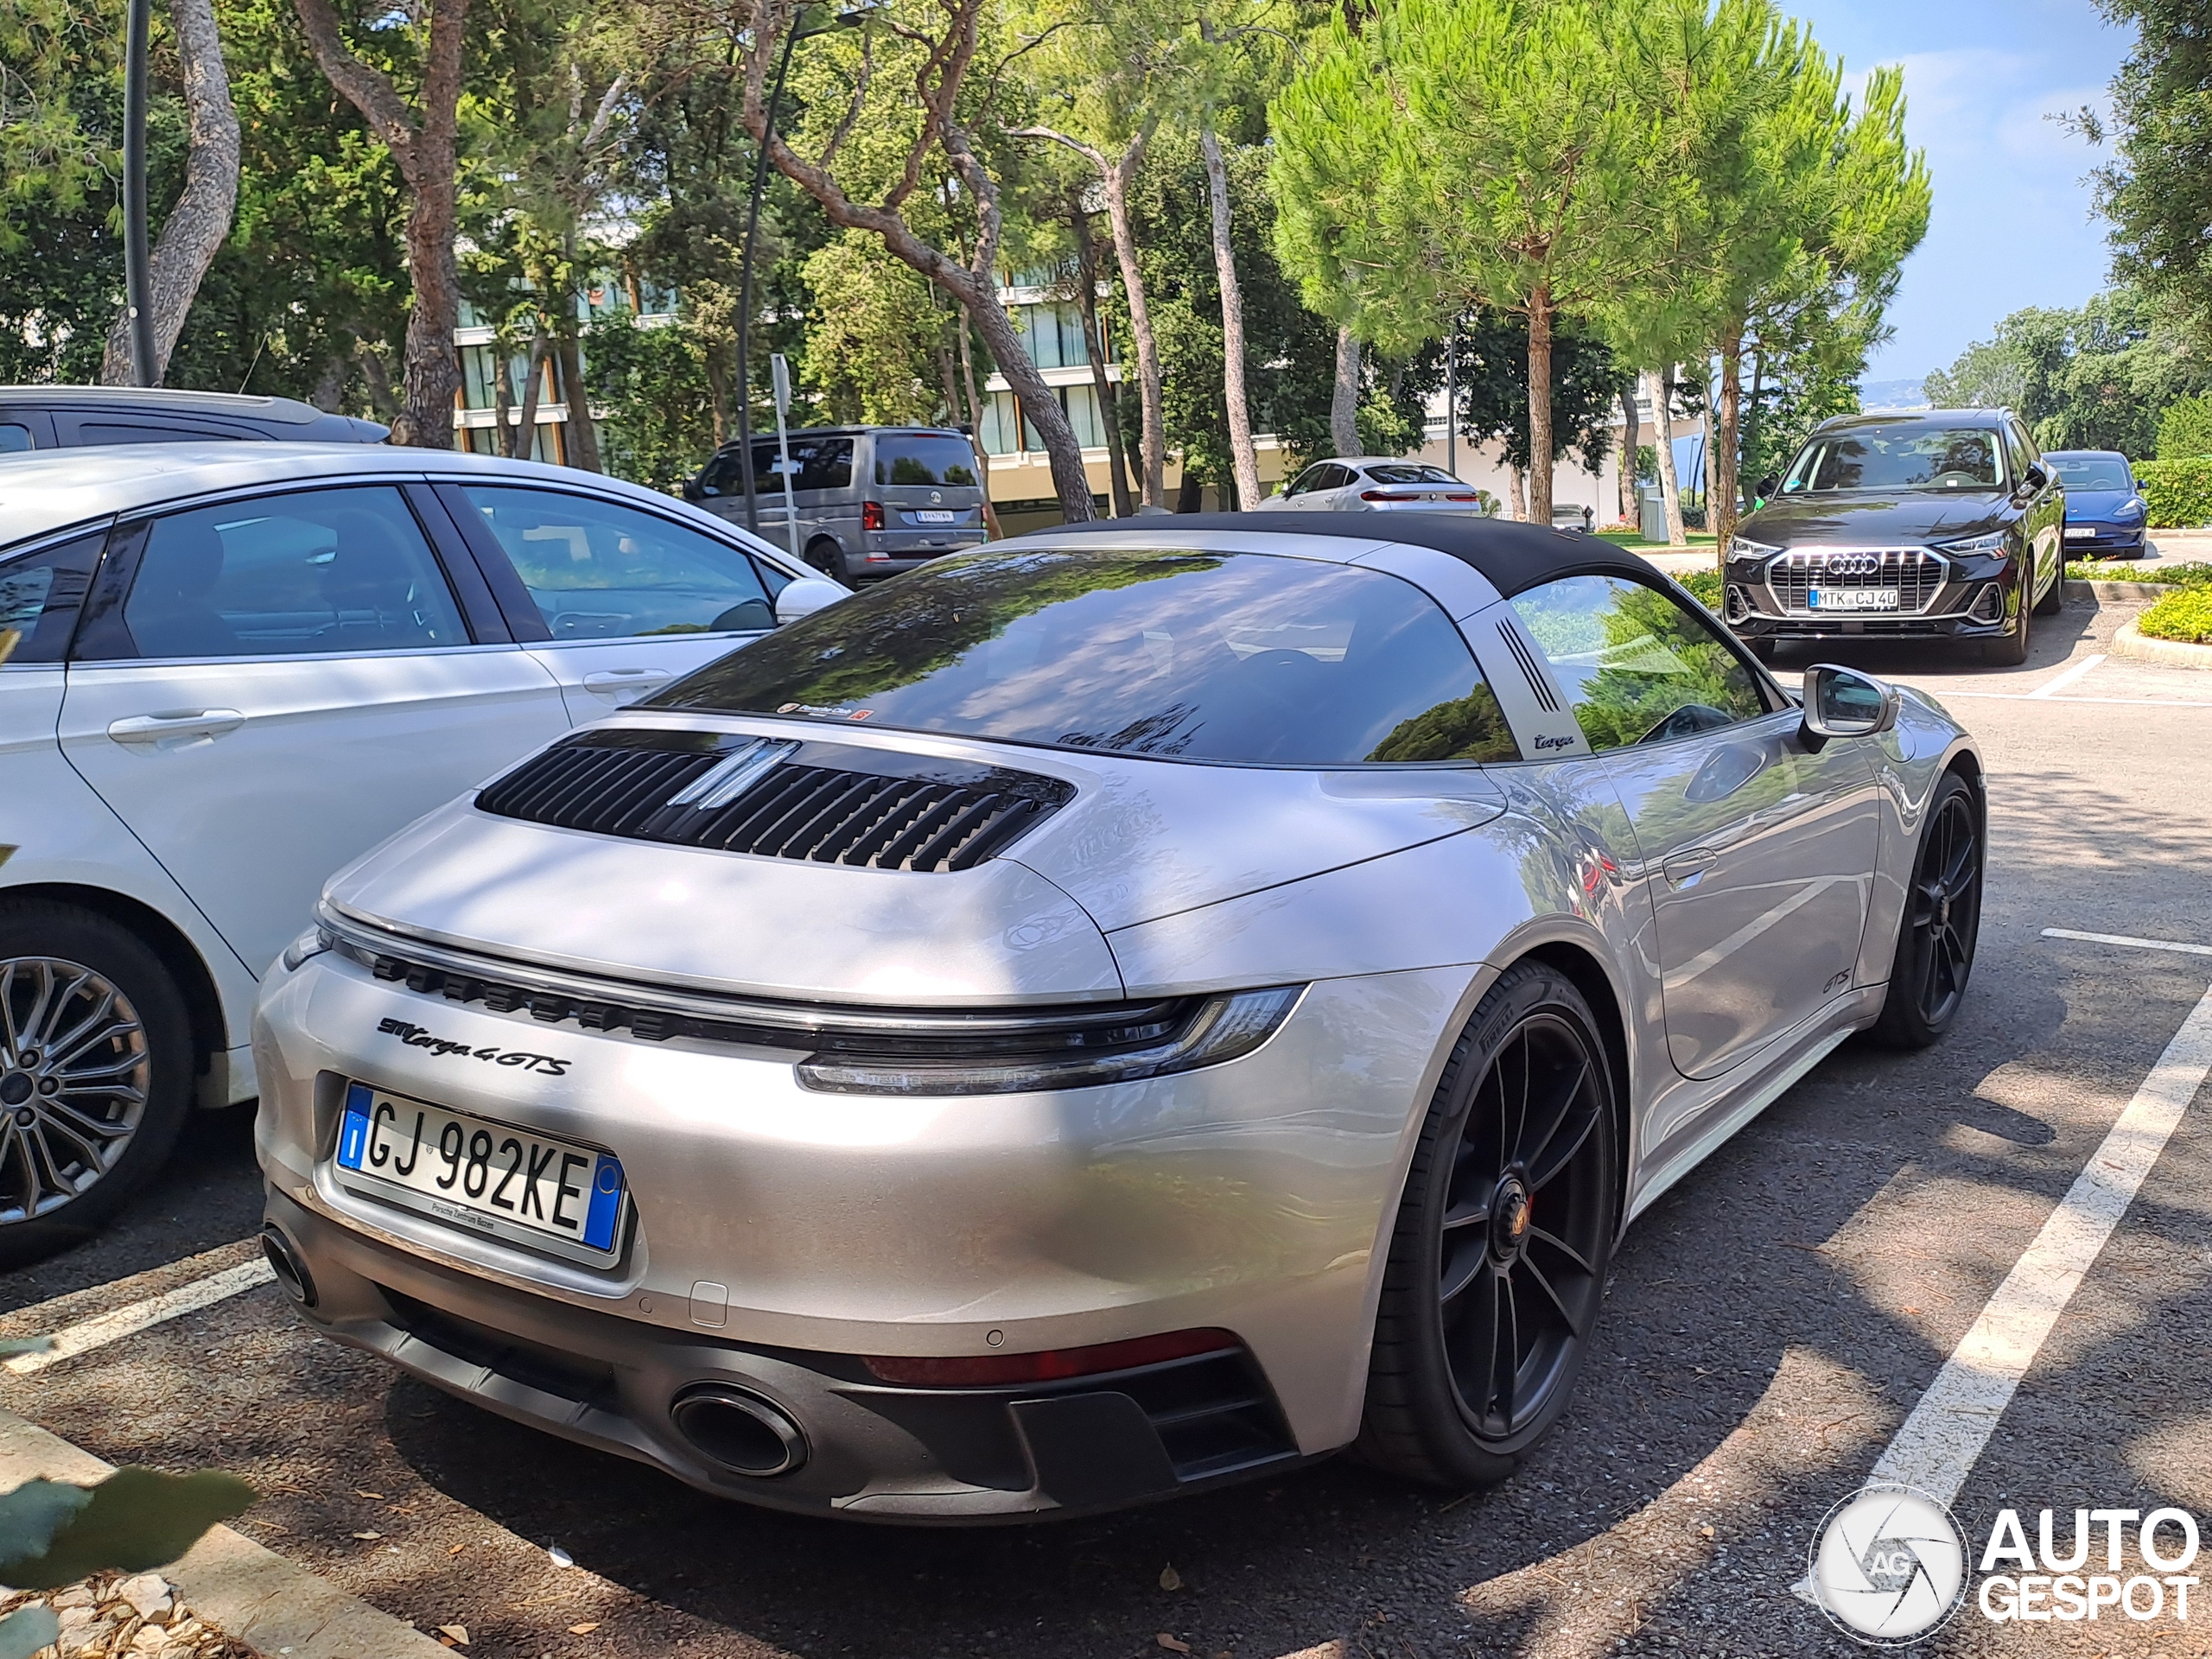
[1781,427,2007,493]
[874,435,980,488]
[1363,464,1464,486]
[2050,455,2133,492]
[651,547,1520,766]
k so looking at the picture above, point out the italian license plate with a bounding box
[1807,587,1898,612]
[333,1082,626,1255]
[914,509,957,524]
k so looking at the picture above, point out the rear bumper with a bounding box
[263,1183,1308,1522]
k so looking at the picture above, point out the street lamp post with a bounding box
[122,0,157,386]
[734,5,867,537]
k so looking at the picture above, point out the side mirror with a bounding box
[1799,663,1900,751]
[1757,474,1779,500]
[772,574,849,625]
[2024,462,2049,493]
[683,475,707,500]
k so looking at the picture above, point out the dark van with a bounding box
[684,425,989,582]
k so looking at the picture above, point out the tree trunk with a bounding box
[292,0,467,448]
[956,310,1004,538]
[1072,212,1133,518]
[1524,289,1554,528]
[1100,141,1166,507]
[1176,468,1205,512]
[555,324,601,473]
[1645,368,1686,548]
[1330,324,1360,457]
[1713,331,1743,567]
[1618,385,1640,524]
[512,329,549,461]
[1198,124,1262,512]
[964,297,1090,518]
[490,337,514,456]
[1509,466,1527,523]
[99,0,238,385]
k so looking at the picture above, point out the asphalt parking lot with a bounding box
[5,591,2211,1659]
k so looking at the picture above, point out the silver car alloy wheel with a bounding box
[0,956,150,1224]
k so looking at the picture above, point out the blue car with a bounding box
[2046,449,2148,557]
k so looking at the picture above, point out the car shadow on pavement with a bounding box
[1760,599,2094,683]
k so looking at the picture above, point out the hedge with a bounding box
[2129,458,2212,527]
[2138,586,2212,645]
[2158,393,2212,461]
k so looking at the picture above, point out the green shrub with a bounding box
[2067,558,2212,585]
[2128,458,2212,526]
[2139,586,2212,644]
[1673,567,1723,612]
[2157,393,2212,461]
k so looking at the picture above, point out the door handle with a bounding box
[106,709,245,744]
[581,669,673,700]
[1662,848,1720,888]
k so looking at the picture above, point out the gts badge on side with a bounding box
[376,1017,572,1077]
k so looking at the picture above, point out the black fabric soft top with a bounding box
[1026,511,1661,601]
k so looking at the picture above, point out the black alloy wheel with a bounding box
[0,901,194,1265]
[1358,962,1618,1486]
[804,538,843,581]
[2034,546,2066,616]
[1873,769,1983,1049]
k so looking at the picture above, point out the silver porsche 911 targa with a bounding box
[254,514,1984,1522]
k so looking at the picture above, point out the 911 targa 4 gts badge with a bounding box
[375,1017,572,1076]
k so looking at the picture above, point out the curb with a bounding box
[2064,578,2188,602]
[0,1408,449,1659]
[2112,618,2212,669]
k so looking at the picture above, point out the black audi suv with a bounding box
[1723,410,2067,665]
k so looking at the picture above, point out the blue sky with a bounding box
[1788,0,2134,386]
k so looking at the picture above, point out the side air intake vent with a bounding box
[476,728,1072,874]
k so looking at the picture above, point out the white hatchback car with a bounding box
[0,443,842,1258]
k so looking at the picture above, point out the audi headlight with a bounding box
[1726,536,1778,563]
[280,925,334,972]
[1932,531,2008,556]
[797,985,1305,1096]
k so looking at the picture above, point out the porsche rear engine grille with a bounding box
[475,728,1072,873]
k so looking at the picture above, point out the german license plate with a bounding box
[333,1082,626,1255]
[1807,588,1898,612]
[914,509,957,524]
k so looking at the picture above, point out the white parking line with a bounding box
[2026,652,2106,698]
[1792,981,2212,1604]
[5,1257,275,1376]
[1864,982,2212,1503]
[2043,927,2212,958]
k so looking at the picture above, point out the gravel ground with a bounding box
[4,594,2209,1659]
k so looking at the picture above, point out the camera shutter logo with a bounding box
[1809,1484,1968,1644]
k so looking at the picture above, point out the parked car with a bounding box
[256,512,1983,1522]
[1257,457,1491,512]
[2044,449,2147,558]
[0,443,843,1260]
[683,426,988,582]
[0,385,387,451]
[1726,410,2067,666]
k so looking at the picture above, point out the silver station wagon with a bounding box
[256,514,1985,1523]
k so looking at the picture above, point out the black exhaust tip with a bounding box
[670,1385,808,1478]
[260,1224,317,1309]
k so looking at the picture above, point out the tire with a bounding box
[1357,962,1620,1487]
[2033,550,2065,616]
[1982,581,2031,665]
[0,901,194,1265]
[804,538,845,582]
[1872,770,1983,1050]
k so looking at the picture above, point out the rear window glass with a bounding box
[874,435,980,488]
[2050,455,2133,491]
[652,547,1519,766]
[1363,464,1461,486]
